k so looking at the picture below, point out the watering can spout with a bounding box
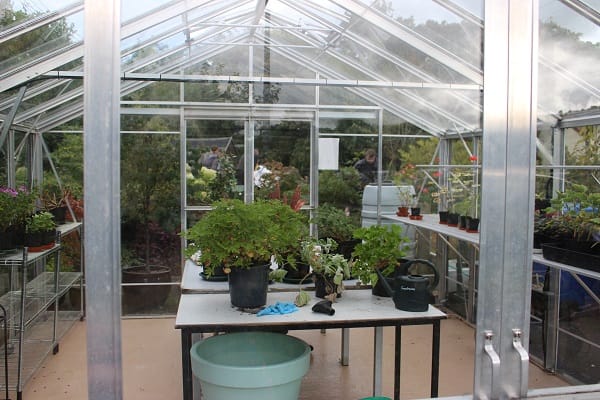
[374,268,394,297]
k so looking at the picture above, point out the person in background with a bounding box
[200,146,220,170]
[354,148,378,187]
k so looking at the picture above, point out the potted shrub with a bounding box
[26,211,57,251]
[41,188,70,224]
[300,237,350,300]
[311,204,360,261]
[351,224,410,296]
[183,199,307,308]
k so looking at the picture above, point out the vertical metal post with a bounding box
[84,0,123,399]
[476,0,538,398]
[373,326,383,396]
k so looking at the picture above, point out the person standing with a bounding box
[200,146,220,170]
[354,148,378,187]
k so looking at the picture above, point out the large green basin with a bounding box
[190,331,311,400]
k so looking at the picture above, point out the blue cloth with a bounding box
[257,301,298,316]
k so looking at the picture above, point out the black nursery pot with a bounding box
[438,211,449,224]
[228,264,270,309]
[447,213,459,226]
[466,217,479,233]
[410,207,421,216]
[458,215,467,230]
[314,275,340,299]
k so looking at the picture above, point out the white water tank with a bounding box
[361,183,415,227]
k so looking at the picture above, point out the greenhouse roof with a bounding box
[0,0,599,137]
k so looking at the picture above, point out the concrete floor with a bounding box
[20,316,567,400]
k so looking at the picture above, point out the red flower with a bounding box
[432,171,441,178]
[469,155,478,162]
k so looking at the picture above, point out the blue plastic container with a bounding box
[190,331,311,400]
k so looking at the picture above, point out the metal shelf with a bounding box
[0,222,84,398]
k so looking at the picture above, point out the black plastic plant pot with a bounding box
[466,217,479,233]
[438,211,449,224]
[447,213,459,227]
[458,215,467,230]
[228,263,270,309]
[314,275,340,299]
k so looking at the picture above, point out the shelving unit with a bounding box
[0,222,83,400]
[383,213,600,384]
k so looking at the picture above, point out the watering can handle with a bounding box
[398,259,440,291]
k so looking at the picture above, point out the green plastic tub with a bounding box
[190,331,311,400]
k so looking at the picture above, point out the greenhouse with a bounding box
[0,0,599,399]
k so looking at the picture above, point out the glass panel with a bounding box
[253,120,311,205]
[538,0,600,121]
[445,238,477,321]
[338,0,481,85]
[120,131,182,315]
[555,270,600,384]
[121,0,174,23]
[185,54,248,103]
[185,119,244,206]
[4,0,79,21]
[0,12,83,76]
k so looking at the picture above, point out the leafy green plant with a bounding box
[351,224,410,285]
[300,237,350,297]
[311,204,359,243]
[183,199,307,275]
[301,238,350,280]
[541,184,600,242]
[26,212,57,233]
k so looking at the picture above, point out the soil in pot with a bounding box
[228,263,270,309]
[122,265,172,313]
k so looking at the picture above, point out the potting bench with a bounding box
[175,289,446,400]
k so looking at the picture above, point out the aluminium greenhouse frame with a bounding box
[1,0,599,399]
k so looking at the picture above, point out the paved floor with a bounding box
[20,316,567,400]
